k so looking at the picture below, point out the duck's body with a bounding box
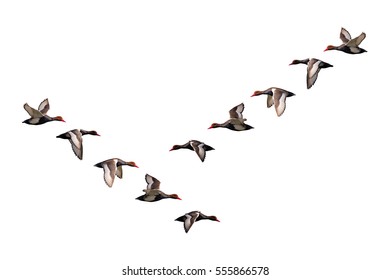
[209,103,254,131]
[289,58,333,89]
[175,211,219,233]
[56,129,100,160]
[252,87,295,117]
[324,28,367,54]
[170,140,214,162]
[94,158,138,187]
[136,174,181,202]
[23,98,65,125]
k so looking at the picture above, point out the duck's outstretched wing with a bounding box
[340,27,351,43]
[23,103,43,118]
[38,98,50,115]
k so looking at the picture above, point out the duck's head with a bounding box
[289,58,309,65]
[169,145,180,151]
[324,45,336,51]
[208,123,220,129]
[209,216,220,222]
[89,130,100,136]
[251,90,263,97]
[289,60,300,65]
[81,130,100,136]
[127,161,139,168]
[170,194,181,200]
[54,116,65,122]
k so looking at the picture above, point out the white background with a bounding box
[1,1,389,279]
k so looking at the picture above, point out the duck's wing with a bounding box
[103,160,117,187]
[38,98,50,115]
[340,27,352,43]
[347,32,366,47]
[115,165,123,179]
[190,141,206,162]
[145,174,160,190]
[273,90,287,117]
[23,103,43,118]
[266,95,274,108]
[184,211,199,233]
[229,103,245,119]
[68,129,83,160]
[140,188,161,200]
[306,59,321,89]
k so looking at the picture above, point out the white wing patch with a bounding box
[235,103,244,119]
[184,212,199,233]
[196,143,206,162]
[340,27,351,43]
[69,130,83,160]
[103,163,115,187]
[308,60,320,77]
[145,174,160,190]
[307,60,321,89]
[145,174,155,190]
[275,93,287,117]
[229,103,245,119]
[38,98,50,115]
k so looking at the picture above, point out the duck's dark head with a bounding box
[209,215,220,222]
[87,130,100,136]
[169,145,181,151]
[289,59,300,65]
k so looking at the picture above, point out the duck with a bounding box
[56,129,100,160]
[175,211,220,233]
[289,58,333,89]
[324,27,367,54]
[251,87,295,117]
[208,103,254,131]
[23,98,65,125]
[136,174,181,202]
[170,140,214,162]
[94,158,138,187]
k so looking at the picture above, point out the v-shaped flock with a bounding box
[22,27,366,233]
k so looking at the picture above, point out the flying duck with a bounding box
[23,98,65,125]
[175,211,219,233]
[289,58,333,89]
[56,129,100,160]
[208,103,254,131]
[324,27,367,54]
[136,174,181,202]
[170,140,214,162]
[251,87,295,117]
[94,158,138,187]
